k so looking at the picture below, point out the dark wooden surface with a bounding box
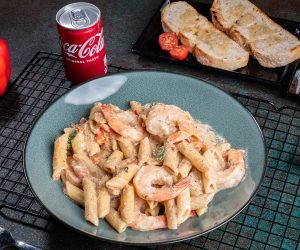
[0,0,299,249]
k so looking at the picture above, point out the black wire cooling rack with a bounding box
[0,52,299,250]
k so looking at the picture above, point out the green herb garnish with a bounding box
[67,130,77,151]
[156,146,165,162]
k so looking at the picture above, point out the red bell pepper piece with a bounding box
[0,38,11,96]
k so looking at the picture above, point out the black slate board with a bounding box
[132,0,300,86]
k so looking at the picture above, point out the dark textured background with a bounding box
[0,0,299,249]
[0,0,300,106]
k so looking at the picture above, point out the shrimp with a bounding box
[95,124,112,145]
[130,212,167,231]
[216,149,246,190]
[133,165,192,202]
[100,104,145,142]
[166,131,191,145]
[167,130,204,152]
[145,104,205,148]
[129,193,197,231]
[145,104,193,138]
[129,196,167,231]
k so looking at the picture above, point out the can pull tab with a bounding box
[70,9,90,28]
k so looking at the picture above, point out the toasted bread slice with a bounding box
[161,1,199,35]
[211,0,300,68]
[161,1,249,70]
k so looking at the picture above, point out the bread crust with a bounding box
[211,0,300,68]
[193,45,249,71]
[161,1,249,70]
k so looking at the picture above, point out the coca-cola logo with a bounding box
[62,28,105,59]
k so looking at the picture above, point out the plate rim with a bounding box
[23,70,267,245]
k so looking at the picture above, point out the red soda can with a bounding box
[56,2,108,84]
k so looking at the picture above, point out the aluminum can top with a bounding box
[56,2,101,30]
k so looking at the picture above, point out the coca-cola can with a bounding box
[56,2,107,84]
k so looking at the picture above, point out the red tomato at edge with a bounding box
[158,33,179,51]
[169,45,189,61]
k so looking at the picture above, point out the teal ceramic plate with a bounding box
[24,71,266,244]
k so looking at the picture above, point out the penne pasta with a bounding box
[64,168,82,188]
[82,177,98,226]
[105,208,127,233]
[176,188,191,225]
[111,139,119,151]
[119,184,135,224]
[64,180,84,206]
[106,164,139,195]
[147,200,158,210]
[73,153,105,178]
[178,158,193,179]
[96,142,113,167]
[117,138,137,159]
[119,158,138,170]
[196,206,208,216]
[203,149,226,172]
[176,141,209,173]
[163,145,179,175]
[110,196,121,209]
[98,187,111,218]
[191,193,215,210]
[138,137,151,166]
[145,205,160,216]
[71,131,86,155]
[202,170,217,194]
[88,119,99,135]
[189,168,204,197]
[93,174,111,189]
[103,150,123,173]
[52,132,70,180]
[89,102,105,124]
[164,199,177,230]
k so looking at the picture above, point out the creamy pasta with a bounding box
[52,101,246,232]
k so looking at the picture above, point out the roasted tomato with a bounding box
[169,45,189,60]
[158,32,178,51]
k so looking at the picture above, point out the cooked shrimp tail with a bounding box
[129,213,167,231]
[167,131,191,145]
[151,176,192,202]
[100,104,145,142]
[133,165,192,202]
[216,149,245,190]
[100,105,124,134]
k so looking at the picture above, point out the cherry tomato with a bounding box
[158,33,178,51]
[169,45,189,61]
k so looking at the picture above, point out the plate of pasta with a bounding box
[24,71,266,244]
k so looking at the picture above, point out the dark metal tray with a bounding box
[132,0,300,86]
[0,52,299,249]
